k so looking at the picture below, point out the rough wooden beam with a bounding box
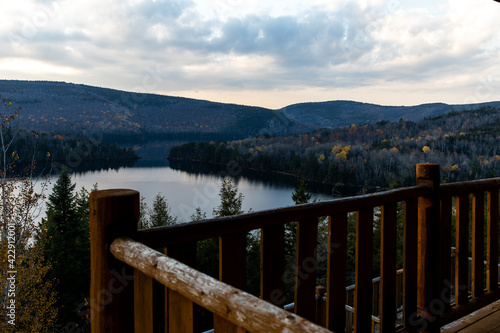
[111,237,332,333]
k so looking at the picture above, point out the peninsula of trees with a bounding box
[169,106,500,188]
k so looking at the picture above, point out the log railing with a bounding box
[90,163,500,332]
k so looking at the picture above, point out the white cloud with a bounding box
[1,0,500,108]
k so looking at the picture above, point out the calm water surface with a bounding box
[52,161,334,222]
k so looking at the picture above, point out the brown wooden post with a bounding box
[165,243,198,333]
[354,208,374,332]
[134,270,154,332]
[487,190,499,292]
[403,198,418,329]
[439,194,452,314]
[90,189,139,333]
[295,218,318,322]
[416,163,441,332]
[260,224,285,306]
[326,213,348,332]
[214,232,247,333]
[379,203,397,333]
[315,285,326,327]
[472,192,485,298]
[455,194,470,305]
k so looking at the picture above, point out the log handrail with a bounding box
[110,236,332,333]
[440,177,500,194]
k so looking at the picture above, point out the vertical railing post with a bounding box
[295,218,318,322]
[214,232,248,333]
[315,285,326,327]
[416,163,441,332]
[90,189,139,333]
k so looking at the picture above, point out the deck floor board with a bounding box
[441,299,500,332]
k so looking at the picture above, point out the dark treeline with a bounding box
[169,106,500,188]
[1,128,138,172]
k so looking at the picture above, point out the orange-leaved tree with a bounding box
[0,95,57,332]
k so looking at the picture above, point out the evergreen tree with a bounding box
[137,194,178,229]
[292,178,312,205]
[137,195,149,230]
[213,177,244,217]
[149,193,178,227]
[212,177,260,296]
[44,168,90,326]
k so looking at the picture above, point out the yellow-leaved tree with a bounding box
[0,96,58,332]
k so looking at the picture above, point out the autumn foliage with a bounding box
[1,96,58,332]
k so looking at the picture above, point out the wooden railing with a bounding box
[90,163,500,332]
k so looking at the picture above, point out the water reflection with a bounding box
[65,159,335,222]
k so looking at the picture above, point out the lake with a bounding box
[56,160,336,222]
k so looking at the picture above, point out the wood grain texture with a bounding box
[167,289,195,333]
[416,163,441,333]
[134,270,154,333]
[111,237,333,333]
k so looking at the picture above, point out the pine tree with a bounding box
[291,177,312,205]
[44,168,90,326]
[138,196,149,230]
[213,177,244,217]
[212,177,260,296]
[149,193,177,227]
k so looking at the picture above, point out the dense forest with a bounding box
[169,106,500,188]
[1,128,138,173]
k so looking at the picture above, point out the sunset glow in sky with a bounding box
[1,0,500,109]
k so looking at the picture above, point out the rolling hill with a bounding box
[2,80,500,144]
[0,80,311,141]
[280,100,500,128]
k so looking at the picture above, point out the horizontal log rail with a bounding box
[136,183,430,249]
[440,177,500,195]
[111,236,331,333]
[90,164,500,333]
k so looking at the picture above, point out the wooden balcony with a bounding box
[90,163,500,332]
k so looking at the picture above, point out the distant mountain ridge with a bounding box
[2,80,500,141]
[280,100,500,128]
[0,80,310,141]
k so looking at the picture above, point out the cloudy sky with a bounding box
[1,0,500,109]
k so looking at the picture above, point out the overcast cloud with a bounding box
[1,0,499,108]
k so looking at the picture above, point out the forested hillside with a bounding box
[281,100,500,128]
[169,106,500,188]
[0,80,312,142]
[3,80,500,147]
